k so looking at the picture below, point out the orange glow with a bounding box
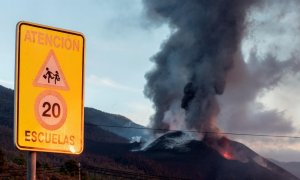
[223,152,233,160]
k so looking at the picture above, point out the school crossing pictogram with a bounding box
[33,49,69,90]
[43,67,60,84]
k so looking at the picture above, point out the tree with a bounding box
[0,148,4,172]
[61,159,78,176]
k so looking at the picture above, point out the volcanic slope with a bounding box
[0,85,147,141]
[140,131,299,180]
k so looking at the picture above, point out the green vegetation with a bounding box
[12,157,25,166]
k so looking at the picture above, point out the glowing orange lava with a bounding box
[223,152,233,160]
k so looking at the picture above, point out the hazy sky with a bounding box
[0,0,170,126]
[0,1,300,162]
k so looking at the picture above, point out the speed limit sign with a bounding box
[34,90,67,131]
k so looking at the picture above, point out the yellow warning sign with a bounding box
[15,21,85,154]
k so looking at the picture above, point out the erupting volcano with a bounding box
[141,131,298,179]
[143,0,257,141]
[143,0,256,160]
[142,0,300,179]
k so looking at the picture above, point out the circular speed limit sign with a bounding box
[34,90,67,130]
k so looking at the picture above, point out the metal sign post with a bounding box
[27,151,36,180]
[78,162,81,180]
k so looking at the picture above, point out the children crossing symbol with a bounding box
[33,49,69,90]
[43,67,60,84]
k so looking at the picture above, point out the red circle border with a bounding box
[34,90,67,130]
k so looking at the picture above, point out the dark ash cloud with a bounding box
[143,0,300,137]
[143,0,259,133]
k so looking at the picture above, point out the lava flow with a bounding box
[222,151,234,160]
[204,135,236,161]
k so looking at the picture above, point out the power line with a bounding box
[95,124,300,139]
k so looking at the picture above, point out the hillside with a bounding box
[271,159,300,179]
[0,85,299,179]
[85,107,149,140]
[0,85,148,141]
[0,85,14,128]
[139,131,299,180]
[0,85,177,178]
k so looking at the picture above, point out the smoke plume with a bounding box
[218,49,300,134]
[218,0,300,134]
[143,0,259,133]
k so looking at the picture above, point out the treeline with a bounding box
[0,148,187,180]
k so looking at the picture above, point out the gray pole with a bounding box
[78,162,81,180]
[27,151,36,180]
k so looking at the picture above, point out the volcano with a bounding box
[139,131,298,180]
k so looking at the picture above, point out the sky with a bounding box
[0,0,170,126]
[0,0,300,162]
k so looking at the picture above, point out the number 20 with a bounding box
[42,102,61,118]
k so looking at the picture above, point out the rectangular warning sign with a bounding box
[15,21,85,154]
